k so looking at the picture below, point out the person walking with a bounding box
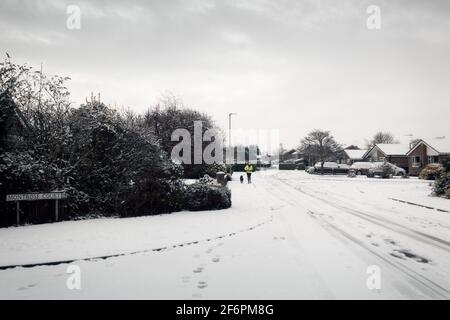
[244,163,254,184]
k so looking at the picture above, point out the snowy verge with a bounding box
[0,180,270,267]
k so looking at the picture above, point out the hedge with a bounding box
[279,163,305,170]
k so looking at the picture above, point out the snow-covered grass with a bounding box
[1,170,450,299]
[0,180,269,267]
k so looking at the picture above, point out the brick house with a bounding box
[362,144,410,172]
[406,139,450,176]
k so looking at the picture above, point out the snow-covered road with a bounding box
[1,171,450,299]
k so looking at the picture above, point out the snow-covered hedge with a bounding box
[1,58,233,227]
[182,183,231,211]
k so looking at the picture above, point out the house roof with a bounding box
[344,149,367,159]
[283,149,297,155]
[406,138,450,155]
[377,144,410,155]
[364,144,410,158]
[429,138,450,154]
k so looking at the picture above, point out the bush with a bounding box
[432,159,450,198]
[419,164,445,180]
[183,183,231,211]
[380,163,392,178]
[433,173,450,198]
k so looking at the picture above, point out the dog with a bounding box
[240,175,244,184]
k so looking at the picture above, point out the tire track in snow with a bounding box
[276,177,450,252]
[306,211,450,299]
[264,175,450,299]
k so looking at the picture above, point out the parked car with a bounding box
[350,162,375,175]
[367,161,406,178]
[307,162,350,175]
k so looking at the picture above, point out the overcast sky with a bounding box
[1,0,449,149]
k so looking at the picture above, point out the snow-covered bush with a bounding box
[433,173,450,199]
[432,160,450,199]
[380,163,392,178]
[419,164,445,180]
[182,183,231,211]
[199,174,215,184]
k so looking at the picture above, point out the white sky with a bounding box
[1,0,449,149]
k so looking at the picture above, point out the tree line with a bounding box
[294,129,399,165]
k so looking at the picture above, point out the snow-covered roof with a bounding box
[428,138,450,154]
[344,149,367,159]
[407,138,450,155]
[374,144,410,156]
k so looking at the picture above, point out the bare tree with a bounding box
[368,131,398,147]
[299,129,341,167]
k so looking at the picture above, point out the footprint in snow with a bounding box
[384,239,397,245]
[193,267,203,273]
[197,281,208,289]
[392,249,430,264]
[212,257,220,263]
[17,284,37,291]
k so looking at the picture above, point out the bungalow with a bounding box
[406,139,450,176]
[362,144,410,172]
[342,149,368,165]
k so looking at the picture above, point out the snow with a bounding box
[183,179,198,185]
[344,149,367,160]
[1,171,450,299]
[374,144,410,156]
[427,138,450,154]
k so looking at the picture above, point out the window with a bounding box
[412,156,421,167]
[428,156,438,164]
